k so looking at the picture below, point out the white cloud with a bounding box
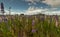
[2,6,60,15]
[24,0,42,5]
[24,6,60,15]
[42,0,60,7]
[24,6,48,15]
[44,10,60,15]
[24,0,60,7]
[25,0,41,3]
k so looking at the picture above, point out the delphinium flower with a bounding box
[56,21,58,27]
[0,20,2,22]
[55,15,59,21]
[0,17,2,22]
[40,16,44,22]
[26,16,28,23]
[48,16,52,25]
[1,16,8,23]
[1,16,5,20]
[31,19,36,33]
[35,16,37,20]
[32,29,36,33]
[32,19,35,26]
[40,16,44,25]
[4,18,8,23]
[55,15,59,27]
[20,17,22,22]
[50,16,52,22]
[11,16,14,20]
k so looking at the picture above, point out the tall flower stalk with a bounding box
[55,15,59,27]
[32,19,36,33]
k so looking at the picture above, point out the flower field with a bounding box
[0,14,60,37]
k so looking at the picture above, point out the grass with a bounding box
[0,15,60,37]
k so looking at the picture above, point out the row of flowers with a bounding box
[0,15,60,37]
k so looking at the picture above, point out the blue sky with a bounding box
[0,0,60,15]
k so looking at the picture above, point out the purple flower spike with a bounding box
[32,29,36,33]
[40,17,44,21]
[4,19,8,22]
[32,20,35,26]
[55,15,58,21]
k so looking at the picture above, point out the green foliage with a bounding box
[0,16,60,37]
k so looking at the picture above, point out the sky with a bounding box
[0,0,60,15]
